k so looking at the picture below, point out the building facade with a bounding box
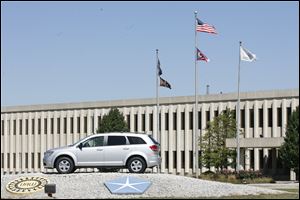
[1,89,299,179]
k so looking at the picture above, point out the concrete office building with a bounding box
[1,89,299,180]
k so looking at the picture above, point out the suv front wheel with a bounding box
[55,156,75,174]
[127,157,146,173]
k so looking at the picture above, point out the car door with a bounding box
[103,135,131,166]
[75,136,105,166]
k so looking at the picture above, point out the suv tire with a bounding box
[127,157,146,173]
[55,156,74,174]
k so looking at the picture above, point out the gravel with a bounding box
[1,172,286,199]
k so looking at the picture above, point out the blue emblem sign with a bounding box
[104,176,151,194]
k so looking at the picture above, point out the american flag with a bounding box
[197,48,210,62]
[160,77,172,89]
[196,18,217,34]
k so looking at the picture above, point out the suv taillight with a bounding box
[149,145,159,152]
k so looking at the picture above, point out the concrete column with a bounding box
[94,109,99,133]
[60,112,64,147]
[200,104,206,172]
[137,107,142,132]
[73,110,78,144]
[22,113,26,172]
[153,106,157,142]
[53,111,58,148]
[46,112,51,153]
[282,99,287,137]
[176,105,182,174]
[161,105,166,173]
[34,112,39,172]
[87,109,92,136]
[263,100,268,137]
[145,107,149,132]
[9,114,14,173]
[245,149,250,171]
[3,114,8,173]
[272,100,277,138]
[16,113,20,173]
[168,105,174,174]
[80,110,85,140]
[130,107,135,133]
[40,112,45,172]
[209,103,215,172]
[254,101,259,138]
[245,101,250,138]
[184,104,189,174]
[28,112,32,172]
[66,111,71,145]
[291,98,297,111]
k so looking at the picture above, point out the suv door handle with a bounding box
[123,147,130,150]
[96,149,103,151]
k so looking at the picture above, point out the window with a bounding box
[91,116,94,133]
[83,136,104,147]
[25,153,28,168]
[84,116,87,133]
[240,110,245,128]
[277,107,282,127]
[206,111,210,128]
[57,118,60,134]
[149,114,153,131]
[126,115,130,130]
[173,151,177,168]
[44,119,47,134]
[165,151,169,169]
[64,117,67,134]
[159,114,161,131]
[189,112,193,130]
[97,116,101,130]
[250,149,254,170]
[1,153,4,168]
[71,117,74,134]
[51,118,54,134]
[181,151,185,168]
[198,111,202,129]
[32,119,35,134]
[7,154,10,168]
[127,136,146,145]
[189,151,193,169]
[250,109,254,128]
[268,108,272,127]
[259,109,263,128]
[19,119,22,135]
[107,136,126,146]
[31,153,34,168]
[173,113,177,130]
[181,112,185,130]
[77,117,80,133]
[142,114,145,132]
[214,110,218,118]
[165,113,169,131]
[134,114,138,132]
[26,119,29,135]
[13,153,16,168]
[13,120,16,135]
[38,119,41,134]
[38,153,41,168]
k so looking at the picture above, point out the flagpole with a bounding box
[236,41,241,173]
[156,49,160,174]
[194,11,199,178]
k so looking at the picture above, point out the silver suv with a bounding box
[43,132,161,174]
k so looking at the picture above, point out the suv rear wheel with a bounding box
[55,156,74,174]
[127,157,146,173]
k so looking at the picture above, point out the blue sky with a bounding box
[1,1,299,106]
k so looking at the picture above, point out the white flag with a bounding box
[240,46,256,62]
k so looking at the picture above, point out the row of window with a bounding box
[1,107,293,135]
[1,153,41,169]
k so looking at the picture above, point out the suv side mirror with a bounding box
[78,143,83,150]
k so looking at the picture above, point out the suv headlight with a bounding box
[44,151,54,158]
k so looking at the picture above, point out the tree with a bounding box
[200,109,237,172]
[97,108,129,133]
[279,107,299,178]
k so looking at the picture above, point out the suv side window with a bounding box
[107,136,127,146]
[127,136,146,145]
[82,136,104,148]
